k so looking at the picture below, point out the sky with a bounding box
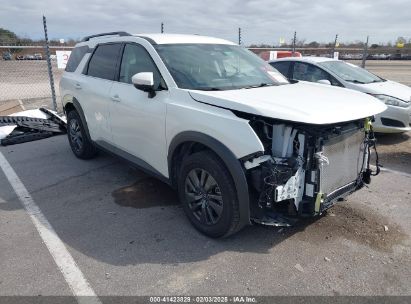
[1,0,410,45]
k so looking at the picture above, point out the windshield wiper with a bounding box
[243,83,275,89]
[197,87,224,91]
[196,83,276,91]
[345,79,365,84]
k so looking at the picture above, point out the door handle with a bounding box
[111,95,121,102]
[75,83,82,90]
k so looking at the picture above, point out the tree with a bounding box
[307,41,320,48]
[0,28,34,53]
[248,43,273,48]
[67,38,78,46]
[0,28,18,44]
[296,38,306,47]
[396,36,406,44]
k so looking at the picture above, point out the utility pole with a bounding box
[361,36,369,68]
[161,22,164,33]
[42,15,57,112]
[331,34,338,57]
[238,28,241,45]
[292,31,296,56]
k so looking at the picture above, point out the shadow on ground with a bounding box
[375,132,411,174]
[112,177,179,209]
[376,132,410,145]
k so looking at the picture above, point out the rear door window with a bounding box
[270,61,291,78]
[86,43,122,80]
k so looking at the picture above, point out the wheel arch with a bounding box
[168,131,251,227]
[63,96,92,142]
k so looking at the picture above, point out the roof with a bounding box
[79,32,237,46]
[269,56,339,63]
[135,33,236,45]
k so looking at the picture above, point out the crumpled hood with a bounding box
[352,80,411,102]
[189,82,387,125]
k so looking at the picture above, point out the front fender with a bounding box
[168,131,252,227]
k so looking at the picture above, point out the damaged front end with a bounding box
[242,116,379,226]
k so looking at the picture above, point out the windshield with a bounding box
[155,44,288,90]
[319,61,384,84]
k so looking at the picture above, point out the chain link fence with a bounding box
[1,26,410,116]
[0,46,67,113]
[250,46,411,60]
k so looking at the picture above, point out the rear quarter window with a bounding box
[65,46,89,72]
[86,43,122,81]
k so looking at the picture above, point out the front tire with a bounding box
[178,151,241,238]
[67,110,97,159]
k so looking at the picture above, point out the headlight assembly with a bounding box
[371,94,409,108]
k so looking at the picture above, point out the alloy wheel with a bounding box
[69,119,83,153]
[185,168,223,225]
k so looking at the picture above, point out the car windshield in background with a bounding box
[319,61,384,84]
[155,44,288,90]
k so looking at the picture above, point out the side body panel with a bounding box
[76,74,114,142]
[60,52,113,143]
[165,89,265,162]
[109,82,169,176]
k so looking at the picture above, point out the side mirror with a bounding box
[317,79,331,85]
[132,72,156,98]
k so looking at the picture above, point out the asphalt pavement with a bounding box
[0,134,410,300]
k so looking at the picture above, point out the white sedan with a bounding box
[269,57,411,133]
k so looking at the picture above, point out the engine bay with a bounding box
[242,116,379,226]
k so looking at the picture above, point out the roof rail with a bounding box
[82,31,132,42]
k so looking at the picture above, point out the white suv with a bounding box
[60,32,386,237]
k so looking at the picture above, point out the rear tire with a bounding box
[178,151,241,238]
[67,110,97,159]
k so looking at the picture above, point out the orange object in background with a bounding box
[258,50,302,61]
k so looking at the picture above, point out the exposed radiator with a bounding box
[319,130,365,196]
